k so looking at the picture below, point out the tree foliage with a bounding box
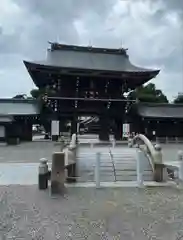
[12,94,27,99]
[30,89,40,99]
[173,94,183,104]
[30,87,57,117]
[30,87,56,99]
[128,83,168,103]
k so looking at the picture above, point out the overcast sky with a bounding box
[0,0,182,100]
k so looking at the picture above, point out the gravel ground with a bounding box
[0,186,183,239]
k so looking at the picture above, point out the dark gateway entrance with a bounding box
[24,42,160,140]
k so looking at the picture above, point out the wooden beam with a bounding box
[47,96,136,102]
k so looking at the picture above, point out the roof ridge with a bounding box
[48,42,128,55]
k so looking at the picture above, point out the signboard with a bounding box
[51,120,59,136]
[123,123,130,138]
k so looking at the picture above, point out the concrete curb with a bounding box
[0,181,177,187]
[65,181,177,188]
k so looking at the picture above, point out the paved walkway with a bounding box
[0,186,182,239]
[0,140,182,163]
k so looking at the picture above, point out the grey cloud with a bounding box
[14,0,114,19]
[0,0,117,97]
[0,27,23,54]
[161,0,183,25]
[0,0,182,99]
[3,0,116,58]
[162,0,183,12]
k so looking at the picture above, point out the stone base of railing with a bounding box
[154,164,166,182]
[66,163,77,183]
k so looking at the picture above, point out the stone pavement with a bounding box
[0,141,182,163]
[0,186,183,239]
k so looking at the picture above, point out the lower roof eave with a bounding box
[0,115,13,123]
[23,60,160,89]
[23,60,160,76]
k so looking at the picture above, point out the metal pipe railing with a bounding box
[109,149,117,182]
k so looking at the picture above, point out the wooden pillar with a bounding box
[156,121,161,137]
[71,116,78,136]
[181,122,183,138]
[24,123,32,141]
[132,116,141,134]
[114,119,123,141]
[99,115,110,141]
[173,121,178,137]
[59,118,66,135]
[0,125,6,142]
[43,120,51,136]
[179,121,183,137]
[162,120,168,137]
[17,122,32,142]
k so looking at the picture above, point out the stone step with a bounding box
[77,148,153,182]
[79,168,151,174]
[99,168,151,172]
[77,156,136,160]
[79,169,152,178]
[77,157,136,161]
[77,174,153,182]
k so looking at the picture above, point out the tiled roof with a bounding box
[136,103,183,118]
[27,48,159,73]
[0,99,40,116]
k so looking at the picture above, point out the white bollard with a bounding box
[136,150,144,187]
[95,152,101,188]
[178,150,183,181]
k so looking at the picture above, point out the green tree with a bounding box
[173,94,183,104]
[30,87,56,99]
[128,83,168,103]
[30,87,57,135]
[30,89,40,99]
[13,94,27,99]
